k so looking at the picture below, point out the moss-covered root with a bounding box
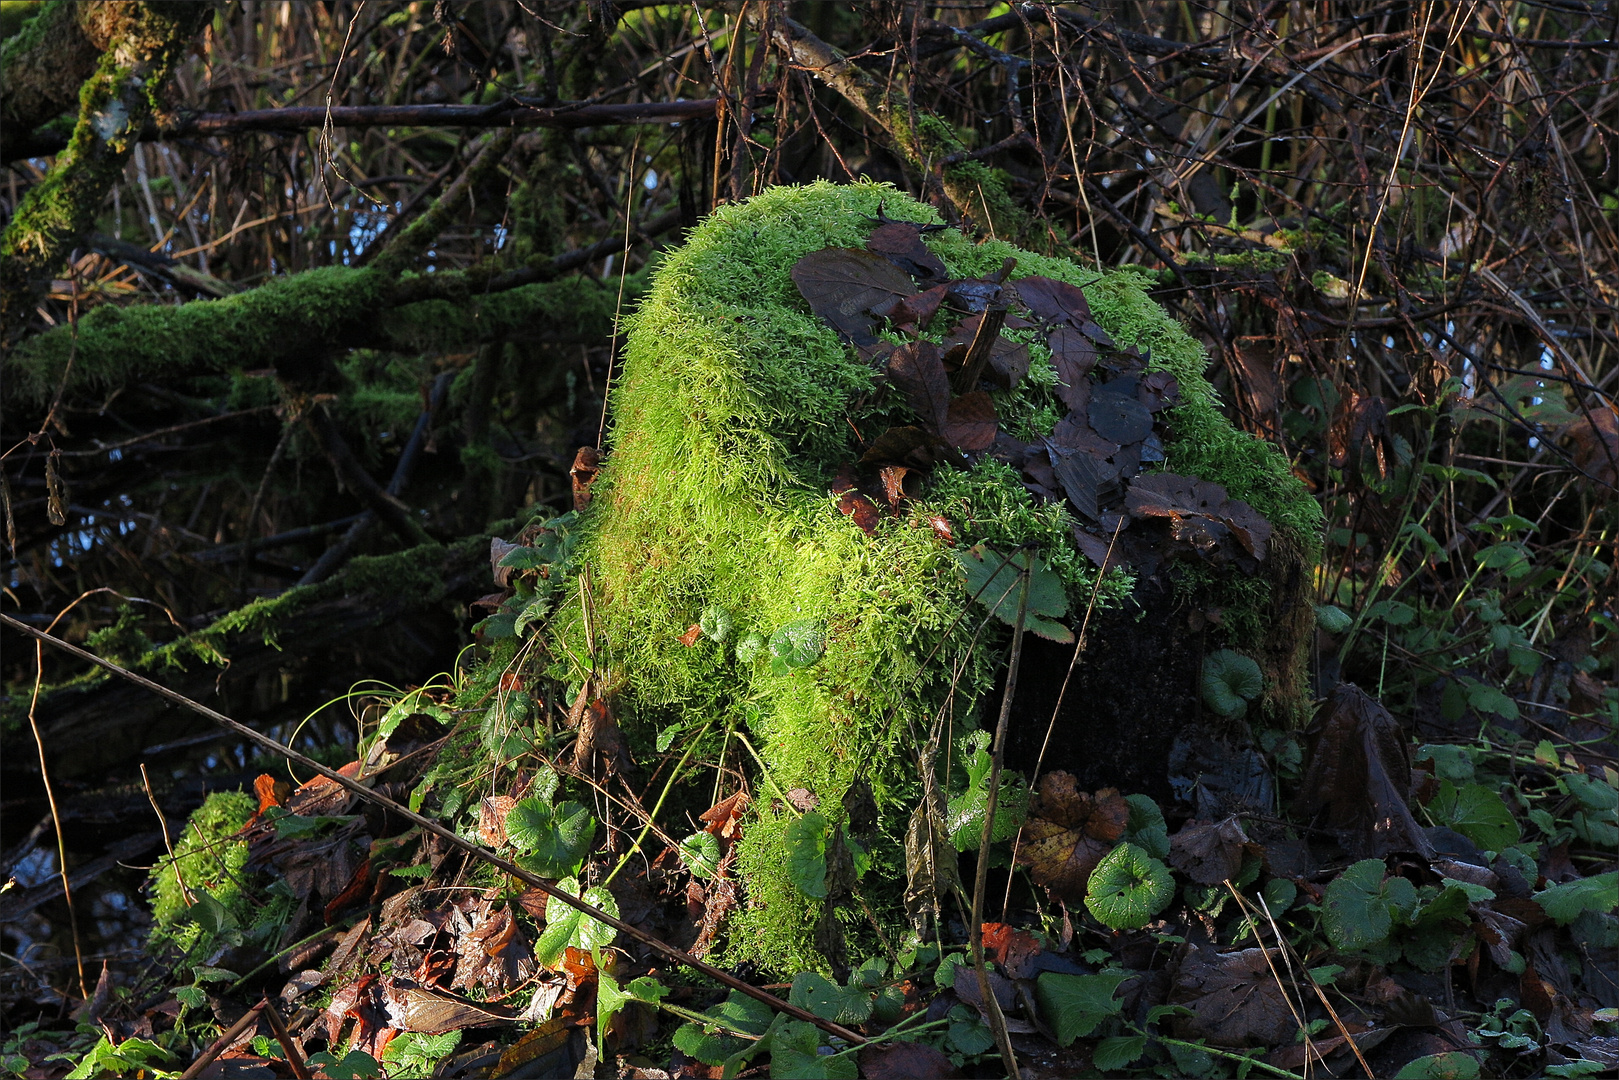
[0,1,207,338]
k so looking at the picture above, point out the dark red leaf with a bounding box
[1168,817,1259,886]
[1013,274,1094,326]
[1014,774,1130,904]
[981,922,1043,980]
[1140,370,1181,412]
[928,515,955,544]
[859,1041,962,1080]
[941,392,998,452]
[861,425,944,468]
[1047,326,1097,411]
[571,446,602,511]
[791,248,917,346]
[867,222,949,280]
[878,464,911,508]
[1088,390,1155,444]
[1050,445,1122,523]
[887,340,951,430]
[1124,473,1272,561]
[886,283,949,331]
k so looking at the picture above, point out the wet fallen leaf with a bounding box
[1168,817,1259,886]
[1124,472,1273,562]
[928,515,955,544]
[981,922,1043,980]
[1015,774,1130,904]
[867,222,949,281]
[1089,389,1155,444]
[1014,275,1095,326]
[886,283,950,331]
[1049,443,1122,523]
[791,247,917,346]
[942,391,998,452]
[887,340,951,430]
[861,425,945,469]
[1294,683,1434,859]
[878,465,911,508]
[1170,944,1298,1046]
[1047,326,1097,411]
[571,446,602,511]
[1139,370,1182,412]
[858,1041,962,1079]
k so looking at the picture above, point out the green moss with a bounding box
[549,181,1318,972]
[147,790,257,960]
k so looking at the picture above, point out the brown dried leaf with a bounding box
[571,445,602,511]
[1170,945,1298,1046]
[384,976,520,1034]
[490,538,520,589]
[678,624,703,647]
[1049,444,1122,523]
[942,391,998,452]
[867,222,949,281]
[1139,370,1182,412]
[791,247,917,346]
[886,283,950,331]
[1014,275,1094,326]
[887,340,951,430]
[478,795,517,847]
[878,464,911,508]
[1168,816,1258,886]
[1014,774,1129,904]
[1294,683,1434,859]
[981,922,1043,980]
[1565,404,1619,488]
[1089,389,1156,444]
[836,489,880,535]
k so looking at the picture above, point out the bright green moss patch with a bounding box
[147,790,260,963]
[552,181,1318,972]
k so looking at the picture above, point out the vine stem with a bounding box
[970,555,1031,1080]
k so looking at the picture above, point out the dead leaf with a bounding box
[1329,391,1392,479]
[953,960,1017,1014]
[1014,774,1129,904]
[791,248,917,346]
[1089,388,1155,444]
[878,465,912,508]
[574,698,627,778]
[981,922,1043,980]
[678,624,703,647]
[1124,473,1273,562]
[928,515,955,544]
[861,425,945,469]
[951,306,1008,393]
[1170,944,1298,1046]
[1168,817,1258,886]
[1014,275,1094,326]
[1564,404,1619,488]
[478,796,517,847]
[384,976,519,1033]
[887,340,951,430]
[323,858,373,924]
[867,222,949,280]
[700,790,750,851]
[1294,683,1434,859]
[1047,326,1097,411]
[571,446,602,511]
[941,392,998,453]
[253,773,291,816]
[858,1041,962,1080]
[887,283,950,331]
[1049,444,1122,523]
[947,277,1005,314]
[836,489,881,535]
[1139,370,1182,412]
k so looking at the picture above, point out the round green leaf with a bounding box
[679,831,722,879]
[1201,650,1263,718]
[1315,604,1352,634]
[534,877,618,966]
[700,605,734,643]
[1085,843,1174,930]
[769,621,825,670]
[734,632,767,664]
[783,810,830,899]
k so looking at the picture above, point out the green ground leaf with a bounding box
[946,731,1028,851]
[1123,793,1170,860]
[1393,1051,1482,1079]
[1036,971,1129,1045]
[509,799,597,879]
[1428,780,1520,851]
[680,831,722,879]
[1315,604,1352,633]
[672,991,775,1066]
[1321,859,1419,952]
[701,605,735,643]
[1092,1035,1148,1071]
[533,877,618,966]
[734,632,767,664]
[598,974,668,1050]
[1534,872,1618,925]
[769,620,825,671]
[766,1019,856,1079]
[955,545,1074,643]
[789,972,874,1025]
[1085,843,1174,929]
[784,811,830,899]
[1200,649,1263,718]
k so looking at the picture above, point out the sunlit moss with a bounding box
[146,790,257,960]
[548,181,1319,972]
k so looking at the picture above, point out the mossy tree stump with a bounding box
[547,182,1320,972]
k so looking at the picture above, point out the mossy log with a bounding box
[545,182,1320,971]
[0,535,491,787]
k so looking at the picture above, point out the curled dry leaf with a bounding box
[1124,472,1273,561]
[1014,773,1130,904]
[478,795,518,847]
[790,247,917,346]
[836,489,881,535]
[677,624,703,647]
[1564,403,1619,488]
[570,445,602,511]
[887,283,949,331]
